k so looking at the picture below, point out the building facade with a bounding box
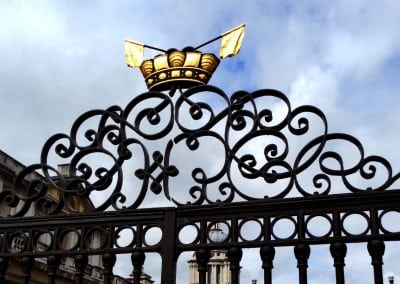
[0,149,153,284]
[188,250,231,284]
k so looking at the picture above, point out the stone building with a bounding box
[0,149,153,284]
[188,250,231,284]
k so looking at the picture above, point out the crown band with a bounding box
[140,50,220,91]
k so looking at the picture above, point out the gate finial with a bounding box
[125,24,245,91]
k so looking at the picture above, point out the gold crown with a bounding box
[140,48,220,91]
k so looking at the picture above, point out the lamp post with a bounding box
[388,276,394,284]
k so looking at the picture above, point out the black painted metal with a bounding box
[330,242,347,284]
[0,258,8,283]
[74,254,88,284]
[196,249,210,284]
[21,256,33,284]
[260,245,275,284]
[0,85,399,283]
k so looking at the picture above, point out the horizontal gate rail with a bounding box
[1,190,399,258]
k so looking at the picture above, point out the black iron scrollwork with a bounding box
[2,85,400,216]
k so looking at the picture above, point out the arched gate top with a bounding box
[1,85,399,217]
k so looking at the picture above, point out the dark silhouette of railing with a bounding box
[0,85,399,283]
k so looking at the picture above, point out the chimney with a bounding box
[57,164,71,176]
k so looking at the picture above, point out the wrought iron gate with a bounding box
[1,84,399,284]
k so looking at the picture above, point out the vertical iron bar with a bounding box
[160,210,177,284]
[21,256,34,284]
[74,254,88,284]
[0,257,9,284]
[230,217,238,243]
[228,246,242,284]
[368,208,385,283]
[196,248,211,284]
[197,220,209,284]
[101,223,115,283]
[367,240,385,284]
[199,220,208,244]
[22,229,34,284]
[47,228,60,284]
[260,245,275,284]
[370,208,379,235]
[132,224,145,284]
[294,243,310,284]
[102,252,116,284]
[330,242,347,284]
[131,251,146,284]
[332,211,341,237]
[295,212,309,284]
[228,217,241,284]
[297,212,305,239]
[47,255,60,284]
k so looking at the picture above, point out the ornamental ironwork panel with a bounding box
[0,85,399,284]
[2,85,399,215]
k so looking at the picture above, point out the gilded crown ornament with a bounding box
[125,24,245,91]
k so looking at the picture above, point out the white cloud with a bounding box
[289,66,339,110]
[1,1,400,283]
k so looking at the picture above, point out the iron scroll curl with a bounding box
[2,85,400,216]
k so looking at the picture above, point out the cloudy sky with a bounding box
[1,1,400,283]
